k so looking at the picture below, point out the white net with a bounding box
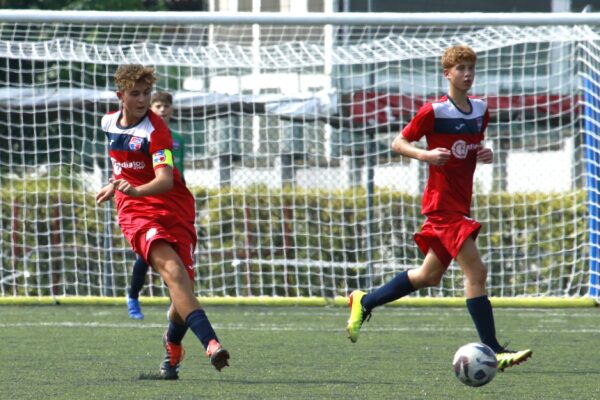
[0,13,598,299]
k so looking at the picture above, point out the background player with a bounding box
[346,45,532,371]
[126,91,186,320]
[96,64,229,378]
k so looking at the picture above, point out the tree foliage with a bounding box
[0,0,208,11]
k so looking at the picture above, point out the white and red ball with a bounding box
[452,342,498,387]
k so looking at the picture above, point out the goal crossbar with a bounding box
[3,10,600,26]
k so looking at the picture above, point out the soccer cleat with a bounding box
[126,296,144,320]
[495,348,532,371]
[206,339,230,372]
[346,290,371,343]
[159,334,185,380]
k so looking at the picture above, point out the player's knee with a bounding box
[413,269,443,287]
[159,261,187,285]
[423,273,443,287]
[466,268,487,287]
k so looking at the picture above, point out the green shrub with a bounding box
[0,178,589,297]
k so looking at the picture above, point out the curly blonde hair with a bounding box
[114,64,157,92]
[441,45,477,69]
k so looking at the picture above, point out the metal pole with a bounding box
[365,129,376,290]
[364,0,375,290]
[583,73,600,299]
[102,166,114,297]
[4,10,600,26]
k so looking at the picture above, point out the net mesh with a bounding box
[0,16,597,298]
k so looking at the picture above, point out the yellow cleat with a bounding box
[496,348,533,371]
[346,290,371,343]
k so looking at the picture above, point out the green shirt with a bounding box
[170,130,185,175]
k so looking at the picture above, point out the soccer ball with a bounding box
[452,342,498,387]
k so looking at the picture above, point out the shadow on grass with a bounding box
[137,371,397,385]
[163,377,396,385]
[511,370,600,375]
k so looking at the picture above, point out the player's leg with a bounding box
[159,301,189,379]
[347,248,445,343]
[456,237,502,351]
[456,237,532,370]
[149,240,230,372]
[126,254,148,319]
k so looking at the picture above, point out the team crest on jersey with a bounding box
[451,140,480,159]
[129,136,143,151]
[476,117,483,131]
[153,150,166,164]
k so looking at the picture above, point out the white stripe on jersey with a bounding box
[431,98,487,119]
[101,112,156,140]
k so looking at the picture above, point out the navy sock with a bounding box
[185,309,218,349]
[166,321,188,345]
[128,256,148,299]
[362,271,416,311]
[466,295,502,352]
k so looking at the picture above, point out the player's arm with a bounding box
[95,181,116,204]
[391,135,451,166]
[113,167,173,197]
[113,149,175,197]
[477,142,493,164]
[392,103,450,166]
[477,108,493,164]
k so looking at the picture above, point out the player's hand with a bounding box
[477,147,493,164]
[113,179,140,197]
[95,182,115,204]
[426,147,451,166]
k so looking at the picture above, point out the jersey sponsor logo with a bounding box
[153,150,166,164]
[110,157,146,175]
[129,136,144,151]
[451,140,480,159]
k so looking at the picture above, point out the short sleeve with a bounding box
[482,108,490,136]
[148,112,173,155]
[402,103,435,142]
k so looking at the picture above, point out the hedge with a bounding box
[0,176,589,298]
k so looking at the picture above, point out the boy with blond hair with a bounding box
[97,64,229,379]
[346,45,532,371]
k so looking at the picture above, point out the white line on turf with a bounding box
[1,321,599,333]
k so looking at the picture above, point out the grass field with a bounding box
[0,304,599,400]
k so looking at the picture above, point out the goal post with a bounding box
[0,10,599,306]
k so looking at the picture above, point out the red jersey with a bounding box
[402,96,489,215]
[101,110,195,227]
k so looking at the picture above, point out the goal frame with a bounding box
[0,10,598,306]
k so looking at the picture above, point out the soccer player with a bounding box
[125,91,186,320]
[346,45,532,371]
[96,64,229,379]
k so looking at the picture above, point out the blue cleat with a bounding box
[126,296,144,320]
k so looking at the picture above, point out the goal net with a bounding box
[0,11,598,301]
